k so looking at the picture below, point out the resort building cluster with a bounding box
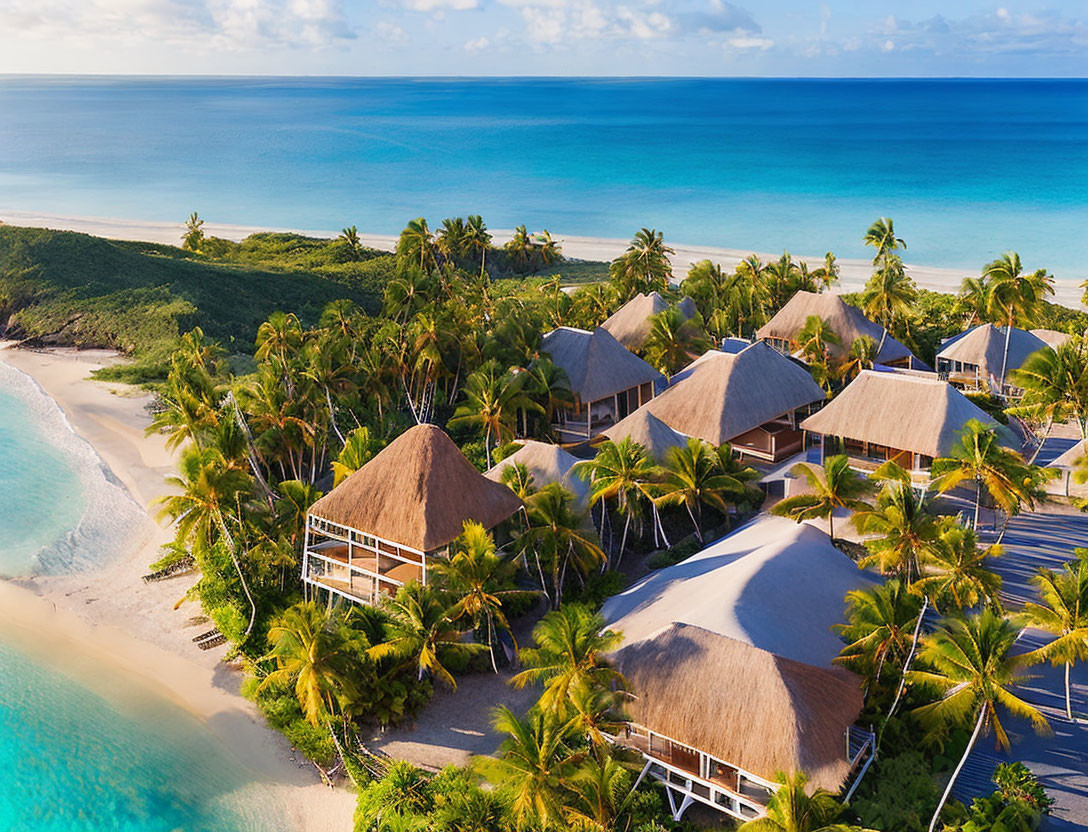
[300,288,1071,824]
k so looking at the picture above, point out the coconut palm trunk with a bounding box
[999,315,1014,392]
[1065,662,1074,721]
[1028,416,1055,465]
[929,707,987,832]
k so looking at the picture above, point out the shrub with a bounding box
[851,750,940,832]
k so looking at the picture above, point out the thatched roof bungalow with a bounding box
[304,424,522,605]
[800,370,1017,479]
[622,341,826,462]
[602,517,875,822]
[756,291,916,367]
[540,326,664,441]
[600,409,688,463]
[485,440,590,509]
[1043,440,1088,500]
[936,324,1050,394]
[601,292,697,351]
[1030,329,1073,350]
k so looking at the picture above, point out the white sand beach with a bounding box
[3,208,1081,308]
[0,344,356,832]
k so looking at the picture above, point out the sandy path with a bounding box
[0,344,356,832]
[3,209,1081,308]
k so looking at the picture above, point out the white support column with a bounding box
[632,758,653,792]
[673,794,694,821]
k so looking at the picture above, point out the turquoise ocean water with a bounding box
[0,368,279,831]
[0,77,1086,278]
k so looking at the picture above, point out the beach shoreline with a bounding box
[2,208,1082,308]
[0,344,356,832]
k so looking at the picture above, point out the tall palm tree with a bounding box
[182,211,205,252]
[931,419,1042,531]
[860,255,917,354]
[909,610,1051,832]
[642,306,711,375]
[397,217,437,272]
[338,225,364,260]
[839,335,879,384]
[655,437,750,541]
[476,706,575,831]
[534,229,561,265]
[737,770,865,832]
[433,521,537,673]
[770,454,872,540]
[834,579,923,692]
[436,216,469,263]
[982,252,1055,387]
[609,228,674,299]
[519,483,606,608]
[863,216,905,269]
[795,314,842,365]
[511,604,625,715]
[573,437,657,564]
[1022,551,1088,721]
[956,276,991,328]
[505,225,535,271]
[464,214,492,277]
[812,251,840,293]
[449,364,542,467]
[526,357,574,435]
[369,582,484,689]
[562,747,639,832]
[913,518,1003,612]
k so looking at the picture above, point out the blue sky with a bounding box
[0,0,1085,76]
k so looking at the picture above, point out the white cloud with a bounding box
[728,35,772,50]
[464,35,490,51]
[399,0,478,11]
[376,21,409,43]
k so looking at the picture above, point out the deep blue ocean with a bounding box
[0,76,1086,277]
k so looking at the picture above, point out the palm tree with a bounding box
[573,437,657,564]
[433,521,537,673]
[182,211,205,252]
[499,461,536,501]
[834,579,924,692]
[913,519,1003,612]
[770,455,872,540]
[795,315,842,365]
[860,256,917,354]
[526,356,574,435]
[863,217,905,269]
[737,770,864,832]
[982,252,1055,387]
[511,604,625,715]
[397,217,437,272]
[476,706,575,831]
[449,364,542,467]
[931,419,1042,531]
[505,225,534,271]
[1009,337,1088,450]
[258,601,361,727]
[436,216,469,263]
[812,251,840,292]
[1022,551,1088,721]
[562,747,639,831]
[957,276,991,328]
[609,228,674,299]
[909,610,1051,832]
[642,306,711,375]
[369,582,484,689]
[655,437,750,542]
[852,475,940,580]
[331,425,381,487]
[464,214,492,277]
[338,225,364,260]
[534,229,561,265]
[519,483,606,608]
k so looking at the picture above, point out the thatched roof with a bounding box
[755,291,913,365]
[602,516,875,667]
[1031,329,1073,350]
[541,326,664,404]
[309,424,522,552]
[937,324,1050,380]
[601,292,696,350]
[627,342,825,445]
[613,622,863,792]
[800,370,1014,458]
[485,440,589,508]
[601,410,688,462]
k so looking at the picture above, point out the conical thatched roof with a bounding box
[541,326,664,403]
[485,440,590,508]
[601,292,696,351]
[756,291,913,365]
[601,409,688,462]
[800,370,1015,459]
[937,324,1050,381]
[602,516,875,667]
[309,424,522,552]
[613,623,863,792]
[628,342,825,446]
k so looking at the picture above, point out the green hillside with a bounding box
[0,226,389,379]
